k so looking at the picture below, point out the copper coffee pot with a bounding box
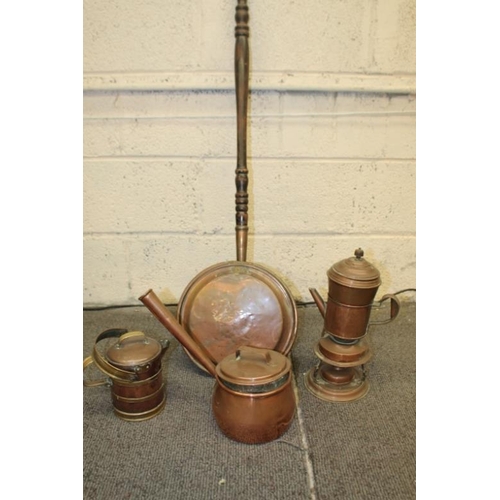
[139,289,296,444]
[306,248,401,402]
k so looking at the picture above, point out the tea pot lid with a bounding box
[327,248,381,289]
[105,331,162,369]
[216,346,290,387]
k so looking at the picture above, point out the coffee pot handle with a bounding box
[369,293,401,326]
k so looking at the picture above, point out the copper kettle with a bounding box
[83,329,170,421]
[139,289,296,444]
[309,248,400,341]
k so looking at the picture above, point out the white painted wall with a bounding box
[83,0,416,306]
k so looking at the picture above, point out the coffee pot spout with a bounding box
[309,288,326,318]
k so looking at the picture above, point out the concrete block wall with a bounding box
[83,0,416,306]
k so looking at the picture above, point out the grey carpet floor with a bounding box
[83,302,416,500]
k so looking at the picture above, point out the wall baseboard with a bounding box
[83,71,415,94]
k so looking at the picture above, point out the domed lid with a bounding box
[105,331,162,369]
[216,346,290,388]
[327,248,381,289]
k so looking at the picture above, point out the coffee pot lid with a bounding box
[327,248,381,289]
[105,331,162,369]
[216,346,290,387]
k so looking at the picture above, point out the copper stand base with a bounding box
[314,335,372,367]
[304,364,369,403]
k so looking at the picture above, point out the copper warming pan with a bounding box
[176,1,298,369]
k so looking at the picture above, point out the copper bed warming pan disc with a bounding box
[176,1,298,369]
[177,261,298,366]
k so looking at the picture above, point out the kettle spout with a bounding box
[309,288,326,318]
[139,289,217,378]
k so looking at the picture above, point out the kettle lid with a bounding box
[327,248,381,289]
[216,346,290,387]
[105,331,162,369]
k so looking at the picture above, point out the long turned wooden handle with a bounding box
[235,0,250,262]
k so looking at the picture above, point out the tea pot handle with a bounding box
[369,293,401,326]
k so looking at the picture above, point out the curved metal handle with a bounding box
[235,0,250,262]
[86,328,142,384]
[91,345,140,382]
[83,356,110,388]
[90,329,142,382]
[369,293,401,326]
[84,328,170,386]
[116,331,146,346]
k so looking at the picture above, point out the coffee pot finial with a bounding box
[354,248,364,260]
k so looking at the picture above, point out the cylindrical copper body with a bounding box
[84,330,169,422]
[110,369,166,421]
[323,249,381,340]
[324,298,376,340]
[212,375,295,444]
[105,336,167,421]
[328,281,378,306]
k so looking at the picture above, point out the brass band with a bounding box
[112,368,163,387]
[112,384,165,403]
[113,397,166,422]
[327,295,373,309]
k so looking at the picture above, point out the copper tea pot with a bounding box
[309,248,401,341]
[139,289,296,444]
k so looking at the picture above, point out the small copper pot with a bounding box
[83,329,170,421]
[310,248,400,341]
[213,346,295,444]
